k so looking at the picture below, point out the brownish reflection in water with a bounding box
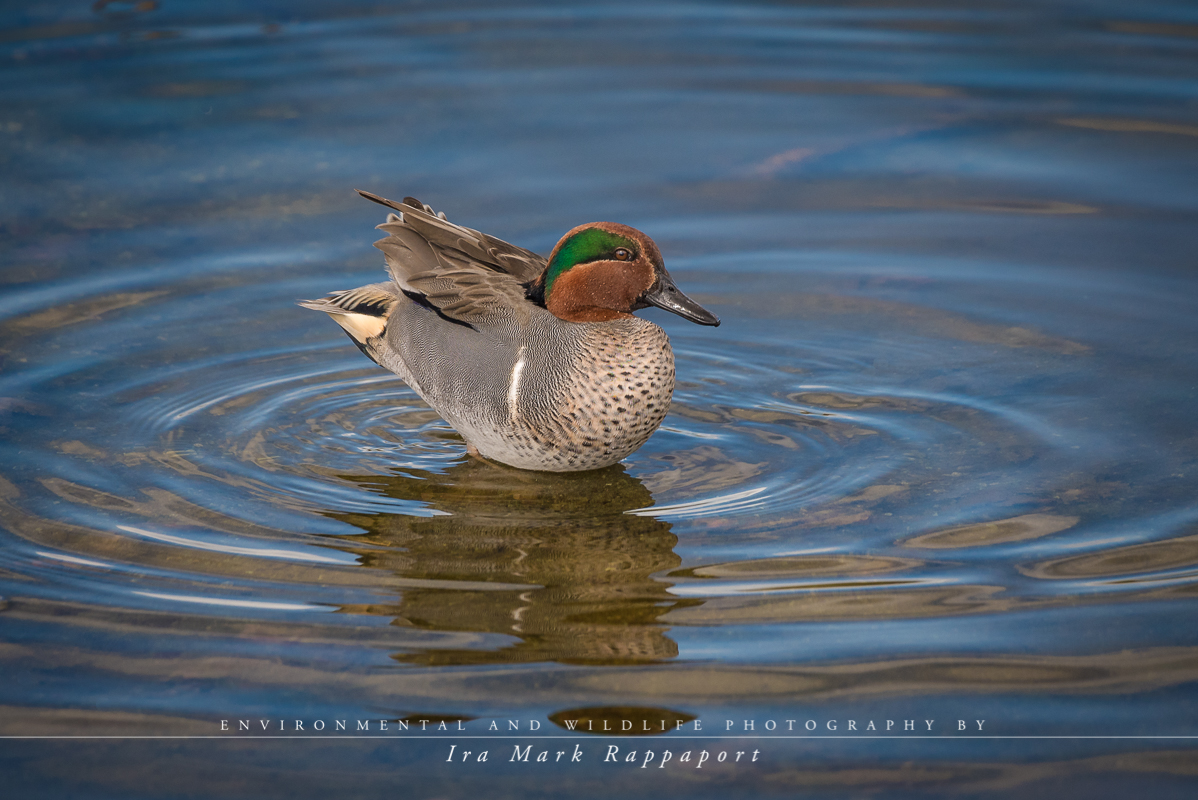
[670,554,918,580]
[328,460,696,667]
[662,584,1011,625]
[569,646,1198,702]
[906,513,1079,549]
[1023,529,1198,581]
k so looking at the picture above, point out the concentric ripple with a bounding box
[4,249,1193,654]
[0,262,1081,589]
[52,292,1065,542]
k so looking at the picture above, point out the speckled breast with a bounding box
[482,319,676,472]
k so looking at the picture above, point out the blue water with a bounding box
[2,1,1198,797]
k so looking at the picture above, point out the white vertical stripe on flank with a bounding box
[507,345,526,422]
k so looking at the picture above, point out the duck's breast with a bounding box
[503,316,676,471]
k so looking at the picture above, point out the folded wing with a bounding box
[358,191,547,327]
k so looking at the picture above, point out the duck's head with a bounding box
[528,222,720,327]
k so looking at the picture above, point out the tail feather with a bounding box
[298,283,397,346]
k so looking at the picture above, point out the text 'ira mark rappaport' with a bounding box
[444,745,761,769]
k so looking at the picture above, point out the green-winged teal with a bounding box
[300,191,720,472]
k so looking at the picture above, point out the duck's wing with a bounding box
[358,191,547,327]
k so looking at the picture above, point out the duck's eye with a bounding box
[613,248,632,261]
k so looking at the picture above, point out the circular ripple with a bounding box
[0,273,1086,621]
[87,320,1060,537]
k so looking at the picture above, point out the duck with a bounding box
[300,191,719,472]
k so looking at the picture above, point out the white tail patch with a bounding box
[331,312,386,343]
[507,346,526,422]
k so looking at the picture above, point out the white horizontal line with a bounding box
[132,592,324,611]
[118,525,348,564]
[35,551,111,569]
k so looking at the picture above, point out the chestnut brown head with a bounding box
[531,222,719,327]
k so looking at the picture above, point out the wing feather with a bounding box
[357,191,548,325]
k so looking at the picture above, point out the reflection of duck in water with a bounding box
[301,192,718,472]
[328,460,698,666]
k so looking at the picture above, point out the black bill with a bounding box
[641,271,721,327]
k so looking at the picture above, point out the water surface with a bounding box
[2,1,1198,797]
